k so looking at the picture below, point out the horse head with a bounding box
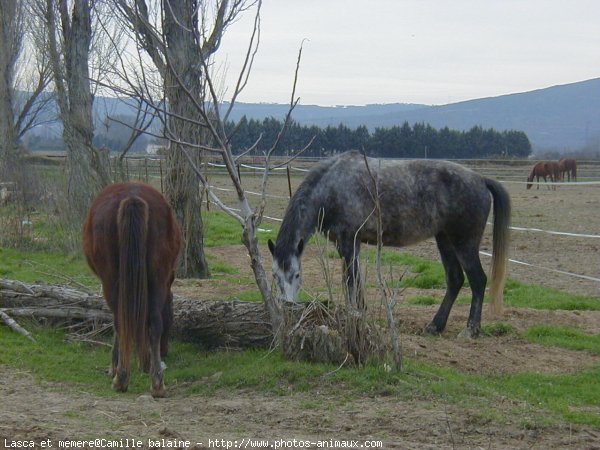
[526,170,534,189]
[268,238,304,303]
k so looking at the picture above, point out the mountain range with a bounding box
[27,77,600,152]
[224,78,600,151]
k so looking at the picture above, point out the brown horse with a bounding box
[544,161,561,190]
[83,183,180,397]
[559,157,577,182]
[527,161,559,190]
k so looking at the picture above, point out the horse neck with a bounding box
[277,190,320,251]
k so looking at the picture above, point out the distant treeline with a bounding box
[226,117,532,158]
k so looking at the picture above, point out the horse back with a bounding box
[82,183,181,291]
[319,154,492,246]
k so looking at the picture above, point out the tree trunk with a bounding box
[46,0,110,222]
[0,0,19,176]
[162,0,210,278]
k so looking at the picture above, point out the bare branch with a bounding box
[0,310,36,342]
[223,0,261,123]
[361,151,402,370]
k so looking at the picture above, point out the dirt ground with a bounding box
[2,170,600,449]
[2,360,600,450]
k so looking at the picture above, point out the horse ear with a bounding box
[268,239,275,255]
[297,239,304,256]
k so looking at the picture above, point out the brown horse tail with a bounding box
[485,178,511,316]
[572,161,577,181]
[117,196,150,372]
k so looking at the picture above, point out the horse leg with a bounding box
[543,175,550,190]
[337,234,366,364]
[455,246,487,339]
[110,293,130,393]
[148,288,167,398]
[337,236,363,309]
[112,340,130,393]
[160,291,173,358]
[103,282,120,380]
[109,326,119,378]
[424,233,465,335]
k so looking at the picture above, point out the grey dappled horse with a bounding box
[268,151,511,338]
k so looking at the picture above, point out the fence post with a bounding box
[286,165,293,198]
[159,159,164,193]
[205,176,210,211]
[144,158,149,183]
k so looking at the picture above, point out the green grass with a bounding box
[364,250,599,312]
[203,210,278,247]
[205,258,239,277]
[229,290,263,302]
[480,322,516,337]
[486,368,600,426]
[0,247,95,286]
[365,250,447,289]
[406,295,440,306]
[503,280,600,311]
[1,325,598,426]
[524,325,600,354]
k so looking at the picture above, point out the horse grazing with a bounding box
[82,182,181,397]
[527,161,559,190]
[268,151,511,338]
[544,161,561,189]
[558,157,577,182]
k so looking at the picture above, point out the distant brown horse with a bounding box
[559,157,577,182]
[527,161,559,190]
[544,161,561,190]
[83,183,181,397]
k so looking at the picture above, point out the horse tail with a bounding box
[485,178,511,316]
[572,161,577,181]
[117,196,150,372]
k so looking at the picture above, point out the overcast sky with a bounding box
[216,0,600,106]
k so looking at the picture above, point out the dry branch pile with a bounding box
[1,279,385,365]
[0,279,272,349]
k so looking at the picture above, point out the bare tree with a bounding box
[0,0,52,176]
[0,0,21,174]
[109,0,316,336]
[112,0,260,278]
[42,0,110,220]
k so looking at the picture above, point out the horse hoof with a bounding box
[151,385,166,398]
[423,323,441,335]
[112,373,129,392]
[457,328,478,339]
[112,380,129,393]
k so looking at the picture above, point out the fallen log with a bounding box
[0,279,360,364]
[0,279,273,349]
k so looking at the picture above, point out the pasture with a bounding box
[1,157,599,448]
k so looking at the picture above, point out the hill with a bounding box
[23,78,599,152]
[228,78,600,151]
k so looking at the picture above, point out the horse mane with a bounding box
[274,154,340,260]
